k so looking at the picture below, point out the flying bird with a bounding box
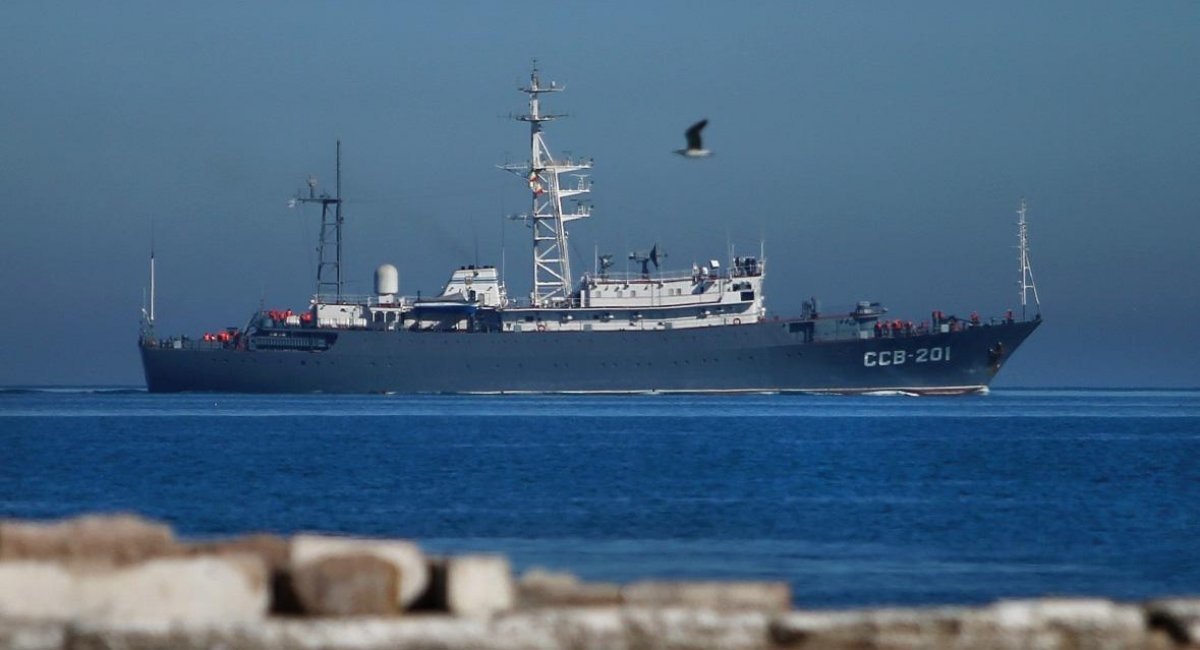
[674,119,711,158]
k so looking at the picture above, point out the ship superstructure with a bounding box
[139,66,1041,395]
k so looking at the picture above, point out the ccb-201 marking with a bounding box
[864,346,951,367]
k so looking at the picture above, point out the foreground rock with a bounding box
[291,534,429,610]
[0,556,268,624]
[290,553,400,617]
[0,514,177,566]
[517,569,622,608]
[1,514,1198,649]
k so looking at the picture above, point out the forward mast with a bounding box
[502,66,592,307]
[1016,198,1041,320]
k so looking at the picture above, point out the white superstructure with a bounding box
[304,65,766,336]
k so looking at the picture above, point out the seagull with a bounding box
[674,119,711,158]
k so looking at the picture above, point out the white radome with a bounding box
[375,264,399,296]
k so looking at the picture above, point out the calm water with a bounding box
[2,388,1198,608]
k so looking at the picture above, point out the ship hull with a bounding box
[141,319,1040,395]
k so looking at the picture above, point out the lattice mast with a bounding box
[503,66,592,307]
[294,141,345,301]
[1017,198,1041,320]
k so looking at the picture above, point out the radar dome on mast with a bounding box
[375,264,399,298]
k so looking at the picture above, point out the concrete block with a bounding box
[0,562,75,621]
[0,514,178,566]
[445,555,514,619]
[290,554,400,617]
[292,535,429,610]
[621,581,791,613]
[517,569,622,608]
[0,556,269,625]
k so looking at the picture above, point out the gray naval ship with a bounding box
[140,68,1042,395]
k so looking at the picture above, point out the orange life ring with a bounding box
[733,318,741,325]
[536,323,546,332]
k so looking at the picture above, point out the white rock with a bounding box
[0,618,65,650]
[621,581,791,612]
[0,556,268,625]
[445,555,514,619]
[0,562,75,621]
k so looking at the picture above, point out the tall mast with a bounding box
[501,64,592,307]
[294,141,345,301]
[140,226,156,339]
[149,241,155,324]
[1017,198,1041,320]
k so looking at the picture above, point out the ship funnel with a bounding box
[375,264,399,297]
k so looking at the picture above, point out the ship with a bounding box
[139,67,1041,395]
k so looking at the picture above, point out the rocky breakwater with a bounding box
[0,514,1198,649]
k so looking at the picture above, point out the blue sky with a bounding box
[1,2,1197,387]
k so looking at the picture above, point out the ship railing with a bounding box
[583,269,716,284]
[143,337,232,351]
[312,294,413,308]
[503,296,583,309]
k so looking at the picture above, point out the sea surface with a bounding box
[2,388,1198,608]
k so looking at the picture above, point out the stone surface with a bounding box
[771,606,975,649]
[517,569,622,608]
[968,598,1154,649]
[189,533,298,615]
[1145,598,1200,646]
[774,600,1163,650]
[621,581,792,613]
[0,556,269,625]
[0,562,77,621]
[292,534,429,610]
[65,617,495,650]
[189,533,291,572]
[0,514,178,566]
[2,599,1195,649]
[0,617,66,650]
[290,554,400,617]
[444,555,514,619]
[494,607,773,650]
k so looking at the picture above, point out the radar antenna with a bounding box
[628,244,666,279]
[597,253,615,278]
[499,64,593,307]
[1017,198,1041,320]
[291,141,345,301]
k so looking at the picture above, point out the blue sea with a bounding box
[2,388,1198,608]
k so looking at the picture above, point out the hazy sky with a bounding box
[2,2,1197,387]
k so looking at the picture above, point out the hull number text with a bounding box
[864,347,951,367]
